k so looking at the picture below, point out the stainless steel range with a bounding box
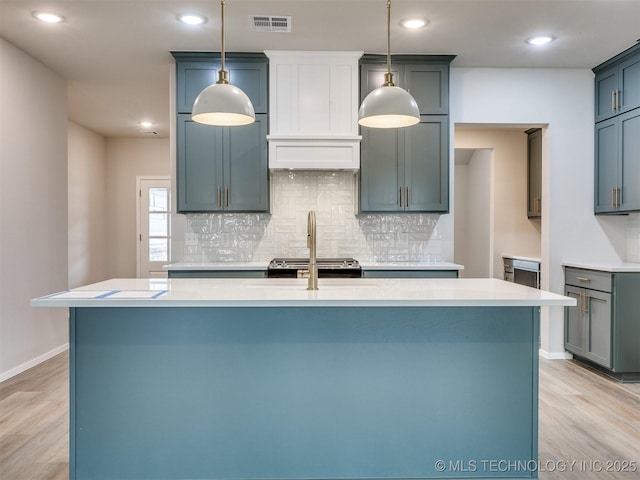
[267,258,362,278]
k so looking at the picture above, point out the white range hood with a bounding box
[265,51,363,170]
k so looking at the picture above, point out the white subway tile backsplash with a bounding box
[183,171,443,263]
[628,213,640,262]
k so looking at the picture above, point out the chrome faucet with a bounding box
[306,210,318,290]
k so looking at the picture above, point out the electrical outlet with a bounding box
[184,233,198,246]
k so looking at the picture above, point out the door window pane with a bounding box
[149,238,168,262]
[149,213,168,236]
[149,188,168,212]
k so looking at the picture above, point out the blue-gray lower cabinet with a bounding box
[168,270,266,278]
[564,267,640,382]
[69,305,540,479]
[363,269,458,278]
[595,108,640,214]
[177,113,269,213]
[360,115,449,213]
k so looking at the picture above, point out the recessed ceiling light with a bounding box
[400,18,428,29]
[33,11,65,23]
[140,121,154,128]
[178,13,207,25]
[526,35,555,46]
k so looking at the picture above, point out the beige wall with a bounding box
[68,121,108,288]
[0,39,69,380]
[106,138,170,278]
[455,128,542,280]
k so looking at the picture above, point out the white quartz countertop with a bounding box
[360,262,464,270]
[502,255,542,264]
[32,278,574,308]
[562,261,640,272]
[163,262,267,271]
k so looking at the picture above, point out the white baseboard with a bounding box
[0,343,69,383]
[539,349,573,360]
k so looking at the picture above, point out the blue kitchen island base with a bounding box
[70,305,540,480]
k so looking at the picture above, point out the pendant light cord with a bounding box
[383,0,394,86]
[217,0,229,84]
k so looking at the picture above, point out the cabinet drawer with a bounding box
[564,268,612,292]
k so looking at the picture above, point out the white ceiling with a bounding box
[1,0,639,138]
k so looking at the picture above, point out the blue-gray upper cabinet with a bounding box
[172,52,268,114]
[359,55,454,213]
[593,43,640,215]
[594,109,640,213]
[173,52,269,213]
[526,128,542,219]
[360,55,453,115]
[594,43,640,123]
[177,114,269,213]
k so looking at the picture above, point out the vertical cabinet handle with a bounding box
[615,89,621,110]
[612,90,616,112]
[406,187,410,207]
[225,186,229,207]
[611,187,622,208]
[399,186,403,207]
[217,186,222,208]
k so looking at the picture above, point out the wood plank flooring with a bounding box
[1,351,638,479]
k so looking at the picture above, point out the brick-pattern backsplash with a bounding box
[183,171,443,262]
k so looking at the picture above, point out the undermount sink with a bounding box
[244,278,380,289]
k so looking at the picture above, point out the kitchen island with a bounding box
[33,278,573,480]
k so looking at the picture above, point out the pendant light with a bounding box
[358,0,420,128]
[192,0,255,126]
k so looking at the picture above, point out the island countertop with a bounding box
[32,277,574,308]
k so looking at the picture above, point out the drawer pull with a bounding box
[576,276,591,282]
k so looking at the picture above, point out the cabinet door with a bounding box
[404,65,449,115]
[594,118,619,213]
[564,286,585,356]
[360,128,403,212]
[404,116,449,212]
[618,54,640,115]
[360,64,403,99]
[224,114,269,212]
[619,109,640,212]
[177,115,224,212]
[526,128,542,218]
[226,62,269,114]
[585,290,612,368]
[176,61,218,114]
[594,67,618,123]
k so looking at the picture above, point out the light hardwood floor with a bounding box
[1,352,639,479]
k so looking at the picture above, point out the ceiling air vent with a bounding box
[250,15,291,32]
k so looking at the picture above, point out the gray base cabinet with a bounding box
[363,270,458,279]
[168,270,266,278]
[593,43,640,214]
[564,267,640,382]
[359,55,455,214]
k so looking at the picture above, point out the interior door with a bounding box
[138,177,171,278]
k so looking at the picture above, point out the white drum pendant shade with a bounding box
[192,83,255,126]
[358,85,420,128]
